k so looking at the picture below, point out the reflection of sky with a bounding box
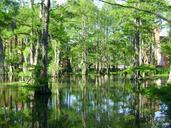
[155,111,166,121]
[64,94,116,111]
[154,104,170,128]
[102,99,114,111]
[154,110,170,128]
[64,94,78,106]
[64,94,133,115]
[1,80,170,128]
[155,104,168,120]
[118,101,130,114]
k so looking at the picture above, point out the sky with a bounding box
[25,0,171,6]
[56,0,67,5]
[57,0,126,6]
[56,0,171,5]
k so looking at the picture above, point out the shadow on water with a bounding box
[0,76,171,128]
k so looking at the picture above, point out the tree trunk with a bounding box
[29,0,35,65]
[81,50,87,75]
[55,48,60,76]
[0,37,4,81]
[132,17,141,80]
[135,18,140,67]
[154,28,163,66]
[149,43,154,64]
[30,43,34,65]
[81,15,87,75]
[95,62,99,74]
[41,0,50,83]
[167,66,171,84]
[22,38,28,81]
[167,25,171,84]
[35,0,51,94]
[34,40,40,65]
[9,40,13,82]
[29,0,34,8]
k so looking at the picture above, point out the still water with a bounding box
[0,76,170,128]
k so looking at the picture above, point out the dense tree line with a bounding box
[0,0,170,91]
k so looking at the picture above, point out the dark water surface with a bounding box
[0,76,170,128]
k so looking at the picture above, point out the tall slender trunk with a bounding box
[106,20,110,74]
[9,40,13,82]
[133,17,141,80]
[95,62,99,74]
[168,65,171,84]
[0,37,4,81]
[55,48,60,76]
[154,27,163,66]
[81,16,87,75]
[29,0,35,65]
[52,43,60,77]
[135,18,140,67]
[30,43,34,65]
[29,0,34,8]
[82,50,87,75]
[22,38,28,81]
[34,40,40,65]
[149,43,154,64]
[41,0,50,83]
[167,25,171,84]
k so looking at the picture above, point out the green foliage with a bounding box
[132,64,156,73]
[144,85,171,104]
[18,71,31,78]
[161,37,171,59]
[48,61,61,75]
[0,0,170,81]
[32,65,45,85]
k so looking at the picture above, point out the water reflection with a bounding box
[0,76,170,128]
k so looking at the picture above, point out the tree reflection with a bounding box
[32,95,49,128]
[0,77,169,128]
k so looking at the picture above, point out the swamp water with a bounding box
[0,76,170,128]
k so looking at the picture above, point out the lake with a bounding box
[0,75,170,128]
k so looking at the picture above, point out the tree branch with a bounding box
[98,0,170,23]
